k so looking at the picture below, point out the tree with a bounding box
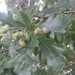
[0,0,75,75]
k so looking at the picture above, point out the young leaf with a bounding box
[30,34,39,48]
[20,11,31,29]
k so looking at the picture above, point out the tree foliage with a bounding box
[0,0,75,75]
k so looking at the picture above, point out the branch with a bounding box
[54,11,75,14]
[33,11,75,24]
[34,11,75,18]
[0,49,8,54]
[63,62,75,69]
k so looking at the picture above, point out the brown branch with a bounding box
[0,49,8,54]
[33,11,75,24]
[0,45,2,48]
[54,11,75,14]
[34,11,75,18]
[63,62,75,69]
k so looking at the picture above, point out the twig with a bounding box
[0,45,2,48]
[0,49,8,54]
[63,62,75,69]
[34,11,75,18]
[54,11,75,14]
[33,11,75,24]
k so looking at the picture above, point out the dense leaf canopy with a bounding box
[0,0,75,75]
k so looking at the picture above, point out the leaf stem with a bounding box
[9,27,24,29]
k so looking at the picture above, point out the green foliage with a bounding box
[30,34,39,48]
[0,0,75,75]
[39,37,65,71]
